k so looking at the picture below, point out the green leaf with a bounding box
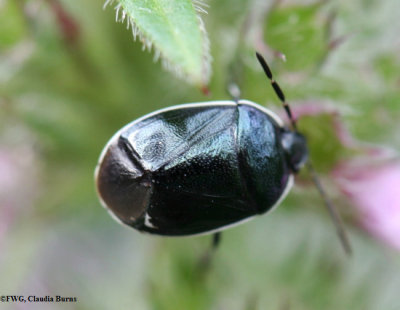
[105,0,211,87]
[298,113,349,173]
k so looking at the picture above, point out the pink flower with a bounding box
[291,102,400,251]
[333,160,400,250]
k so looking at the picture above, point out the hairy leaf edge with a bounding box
[103,0,211,86]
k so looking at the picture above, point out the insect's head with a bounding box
[281,130,308,173]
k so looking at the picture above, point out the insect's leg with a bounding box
[227,83,241,104]
[197,232,222,273]
[211,232,221,251]
[226,50,243,104]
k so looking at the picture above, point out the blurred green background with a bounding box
[1,0,400,309]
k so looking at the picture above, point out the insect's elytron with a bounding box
[95,53,351,254]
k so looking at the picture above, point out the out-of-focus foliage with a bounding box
[0,0,399,309]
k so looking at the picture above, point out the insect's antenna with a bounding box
[256,52,298,132]
[255,52,351,255]
[306,161,352,256]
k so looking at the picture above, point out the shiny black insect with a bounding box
[95,53,351,254]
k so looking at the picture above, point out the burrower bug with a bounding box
[95,53,351,254]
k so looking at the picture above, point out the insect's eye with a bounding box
[280,131,309,173]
